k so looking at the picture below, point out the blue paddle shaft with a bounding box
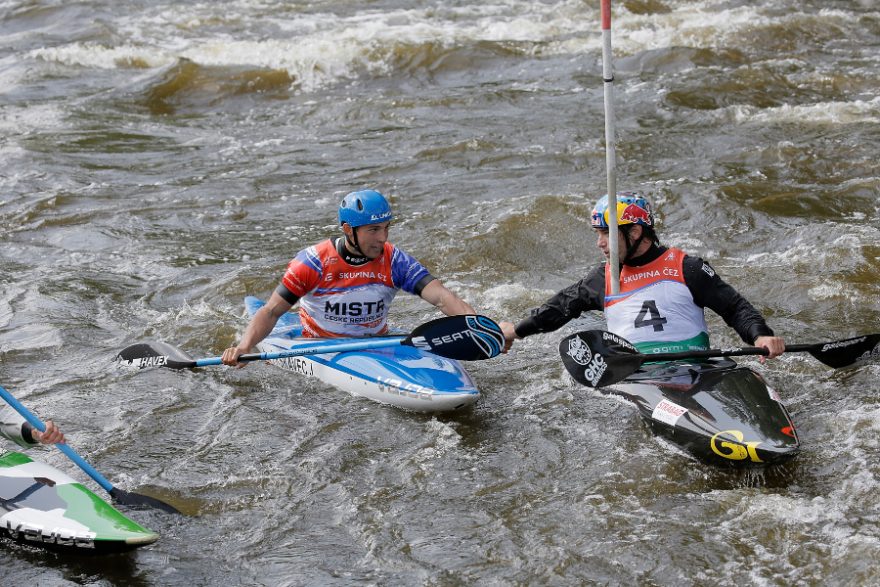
[195,337,407,366]
[55,443,114,492]
[0,385,114,493]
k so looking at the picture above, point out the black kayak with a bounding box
[600,358,800,467]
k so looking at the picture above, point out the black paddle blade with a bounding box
[806,333,880,369]
[110,487,182,514]
[116,342,197,370]
[406,315,504,360]
[559,330,644,387]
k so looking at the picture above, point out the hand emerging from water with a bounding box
[754,335,785,363]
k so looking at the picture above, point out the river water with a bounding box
[1,0,878,585]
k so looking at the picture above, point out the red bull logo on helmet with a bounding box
[591,192,654,229]
[620,202,653,226]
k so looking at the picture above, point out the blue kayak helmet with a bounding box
[590,191,654,229]
[338,189,393,256]
[338,190,393,228]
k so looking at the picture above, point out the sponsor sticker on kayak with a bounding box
[652,399,688,427]
[3,518,96,549]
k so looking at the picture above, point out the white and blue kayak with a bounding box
[1,450,159,553]
[246,297,484,412]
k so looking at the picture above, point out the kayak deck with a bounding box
[1,451,159,553]
[603,359,800,467]
[246,297,480,412]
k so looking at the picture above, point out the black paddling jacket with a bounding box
[0,403,37,448]
[514,245,774,345]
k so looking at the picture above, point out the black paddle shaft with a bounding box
[560,330,880,388]
[639,335,880,369]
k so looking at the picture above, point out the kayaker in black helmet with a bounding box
[222,189,477,367]
[500,192,785,360]
[1,402,65,448]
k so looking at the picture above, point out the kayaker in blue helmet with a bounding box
[1,402,65,449]
[222,189,477,366]
[338,189,394,258]
[500,191,785,359]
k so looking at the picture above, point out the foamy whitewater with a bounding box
[2,0,879,584]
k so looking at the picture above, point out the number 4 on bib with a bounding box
[634,300,667,332]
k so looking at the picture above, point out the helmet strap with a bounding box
[343,224,366,256]
[621,226,644,263]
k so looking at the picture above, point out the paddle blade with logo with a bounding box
[559,331,643,387]
[802,334,880,368]
[406,315,505,361]
[117,342,198,369]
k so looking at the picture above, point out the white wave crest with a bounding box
[725,96,880,126]
[22,1,878,94]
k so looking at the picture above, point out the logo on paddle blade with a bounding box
[856,344,880,364]
[600,330,638,353]
[117,356,168,369]
[565,336,593,366]
[582,354,607,387]
[565,336,607,385]
[411,336,431,351]
[821,337,866,352]
[464,315,504,358]
[413,331,472,348]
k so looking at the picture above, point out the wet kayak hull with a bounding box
[603,359,800,467]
